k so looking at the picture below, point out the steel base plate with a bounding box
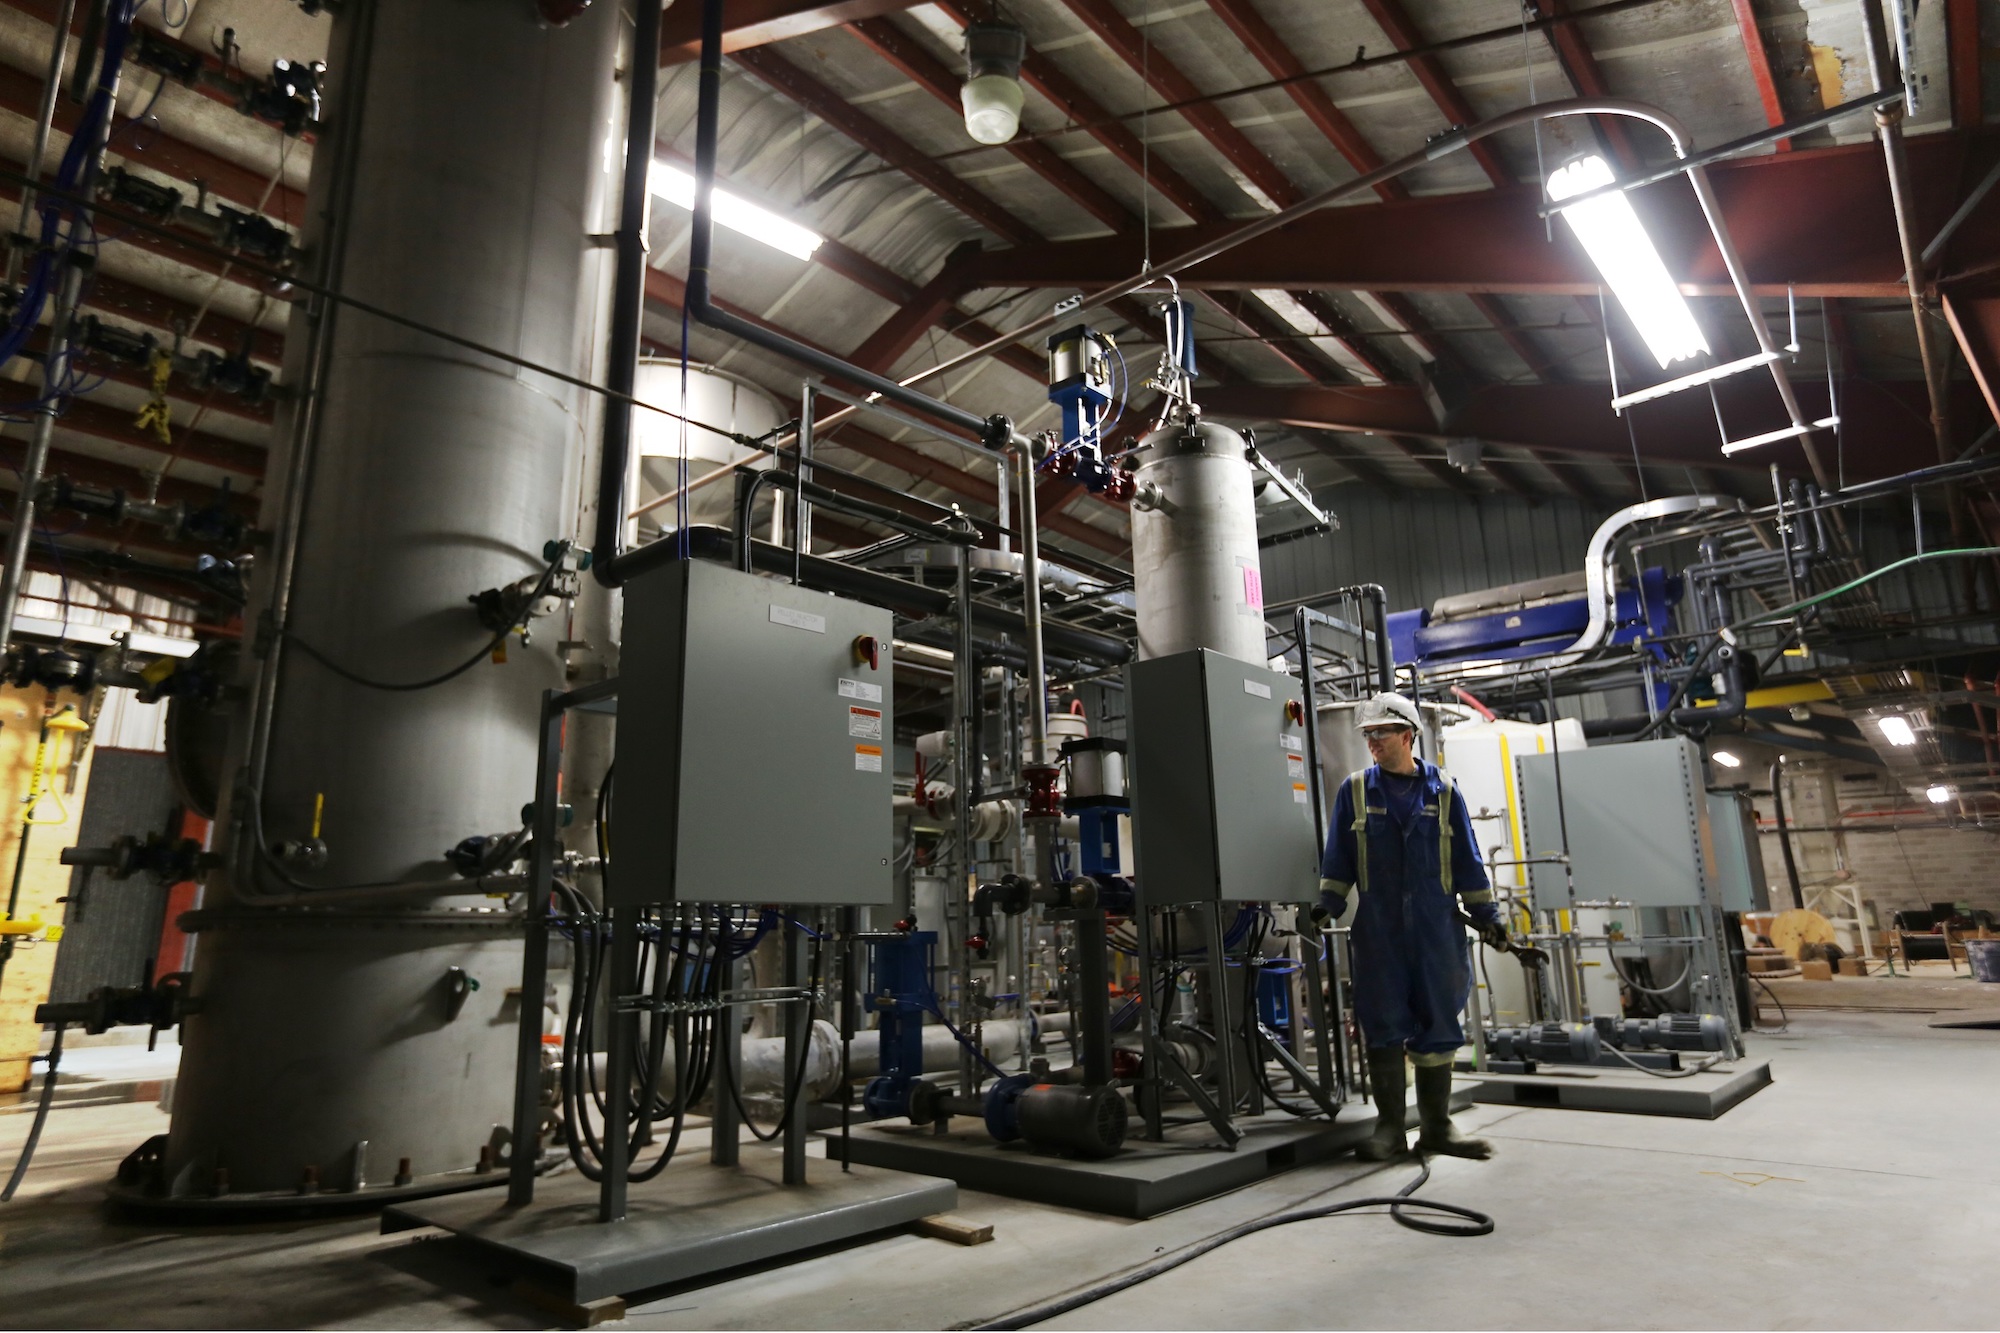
[1462,1058,1773,1118]
[831,1112,1370,1218]
[381,1154,956,1304]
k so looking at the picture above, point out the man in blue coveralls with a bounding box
[1317,693,1506,1161]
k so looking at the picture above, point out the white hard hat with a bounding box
[1355,692,1422,733]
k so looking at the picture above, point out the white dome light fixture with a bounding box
[962,20,1027,146]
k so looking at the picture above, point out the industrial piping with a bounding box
[590,0,1027,586]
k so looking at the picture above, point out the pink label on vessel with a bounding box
[1242,566,1263,610]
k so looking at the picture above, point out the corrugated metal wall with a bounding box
[1262,492,1618,616]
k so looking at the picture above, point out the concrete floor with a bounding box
[1,1009,1995,1330]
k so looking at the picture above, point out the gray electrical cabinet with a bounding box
[1705,787,1771,914]
[1518,737,1716,909]
[613,559,894,906]
[1127,649,1318,904]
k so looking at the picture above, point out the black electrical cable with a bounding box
[966,1160,1492,1331]
[1595,1042,1721,1080]
[1605,948,1694,997]
[718,913,824,1140]
[1752,975,1791,1032]
[285,552,564,693]
[0,1024,63,1203]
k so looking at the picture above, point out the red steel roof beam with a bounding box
[1526,0,1641,171]
[1202,0,1406,202]
[1727,0,1791,150]
[1355,0,1512,187]
[930,0,1225,225]
[1949,0,1984,130]
[660,0,926,64]
[731,45,1039,247]
[848,16,1136,234]
[1059,0,1307,210]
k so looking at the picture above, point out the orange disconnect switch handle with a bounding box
[853,635,880,670]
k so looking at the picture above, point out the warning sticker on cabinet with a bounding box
[1293,783,1310,805]
[848,707,883,741]
[1287,753,1306,779]
[854,744,883,772]
[838,677,883,703]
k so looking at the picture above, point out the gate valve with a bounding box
[852,634,880,671]
[892,916,917,934]
[967,933,989,958]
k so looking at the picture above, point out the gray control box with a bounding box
[613,560,894,907]
[1519,737,1716,910]
[1127,649,1319,905]
[1706,787,1771,914]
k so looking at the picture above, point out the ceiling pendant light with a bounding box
[1547,154,1709,370]
[962,19,1027,146]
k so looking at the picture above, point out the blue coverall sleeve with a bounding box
[1449,780,1498,923]
[1320,776,1356,885]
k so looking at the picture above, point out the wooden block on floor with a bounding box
[913,1213,993,1246]
[1801,960,1834,981]
[513,1281,627,1328]
[1837,958,1870,976]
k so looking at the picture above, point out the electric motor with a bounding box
[1593,1013,1730,1052]
[984,1076,1128,1158]
[1484,1022,1601,1065]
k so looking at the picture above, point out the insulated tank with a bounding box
[1128,419,1267,663]
[156,0,621,1202]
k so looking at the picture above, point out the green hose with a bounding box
[1731,546,2000,631]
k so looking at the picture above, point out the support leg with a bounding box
[507,691,562,1207]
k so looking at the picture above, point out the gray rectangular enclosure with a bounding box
[1128,649,1319,904]
[614,560,894,906]
[1519,738,1715,909]
[1705,787,1771,914]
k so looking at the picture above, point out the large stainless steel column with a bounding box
[1129,419,1267,663]
[157,0,622,1201]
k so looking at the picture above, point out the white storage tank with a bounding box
[628,361,783,537]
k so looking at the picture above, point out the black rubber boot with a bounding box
[1414,1061,1493,1159]
[1355,1048,1407,1161]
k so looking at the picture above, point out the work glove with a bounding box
[1313,882,1354,929]
[1475,918,1510,952]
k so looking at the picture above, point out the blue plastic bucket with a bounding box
[1968,939,2000,984]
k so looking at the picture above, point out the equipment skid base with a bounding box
[1462,1058,1773,1118]
[832,1112,1369,1218]
[382,1153,955,1306]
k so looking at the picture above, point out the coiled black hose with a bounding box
[965,1159,1492,1331]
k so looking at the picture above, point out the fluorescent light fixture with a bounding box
[1547,154,1709,369]
[1927,784,1952,804]
[1609,351,1780,411]
[1877,714,1918,747]
[652,165,823,261]
[1711,750,1742,768]
[1720,416,1841,456]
